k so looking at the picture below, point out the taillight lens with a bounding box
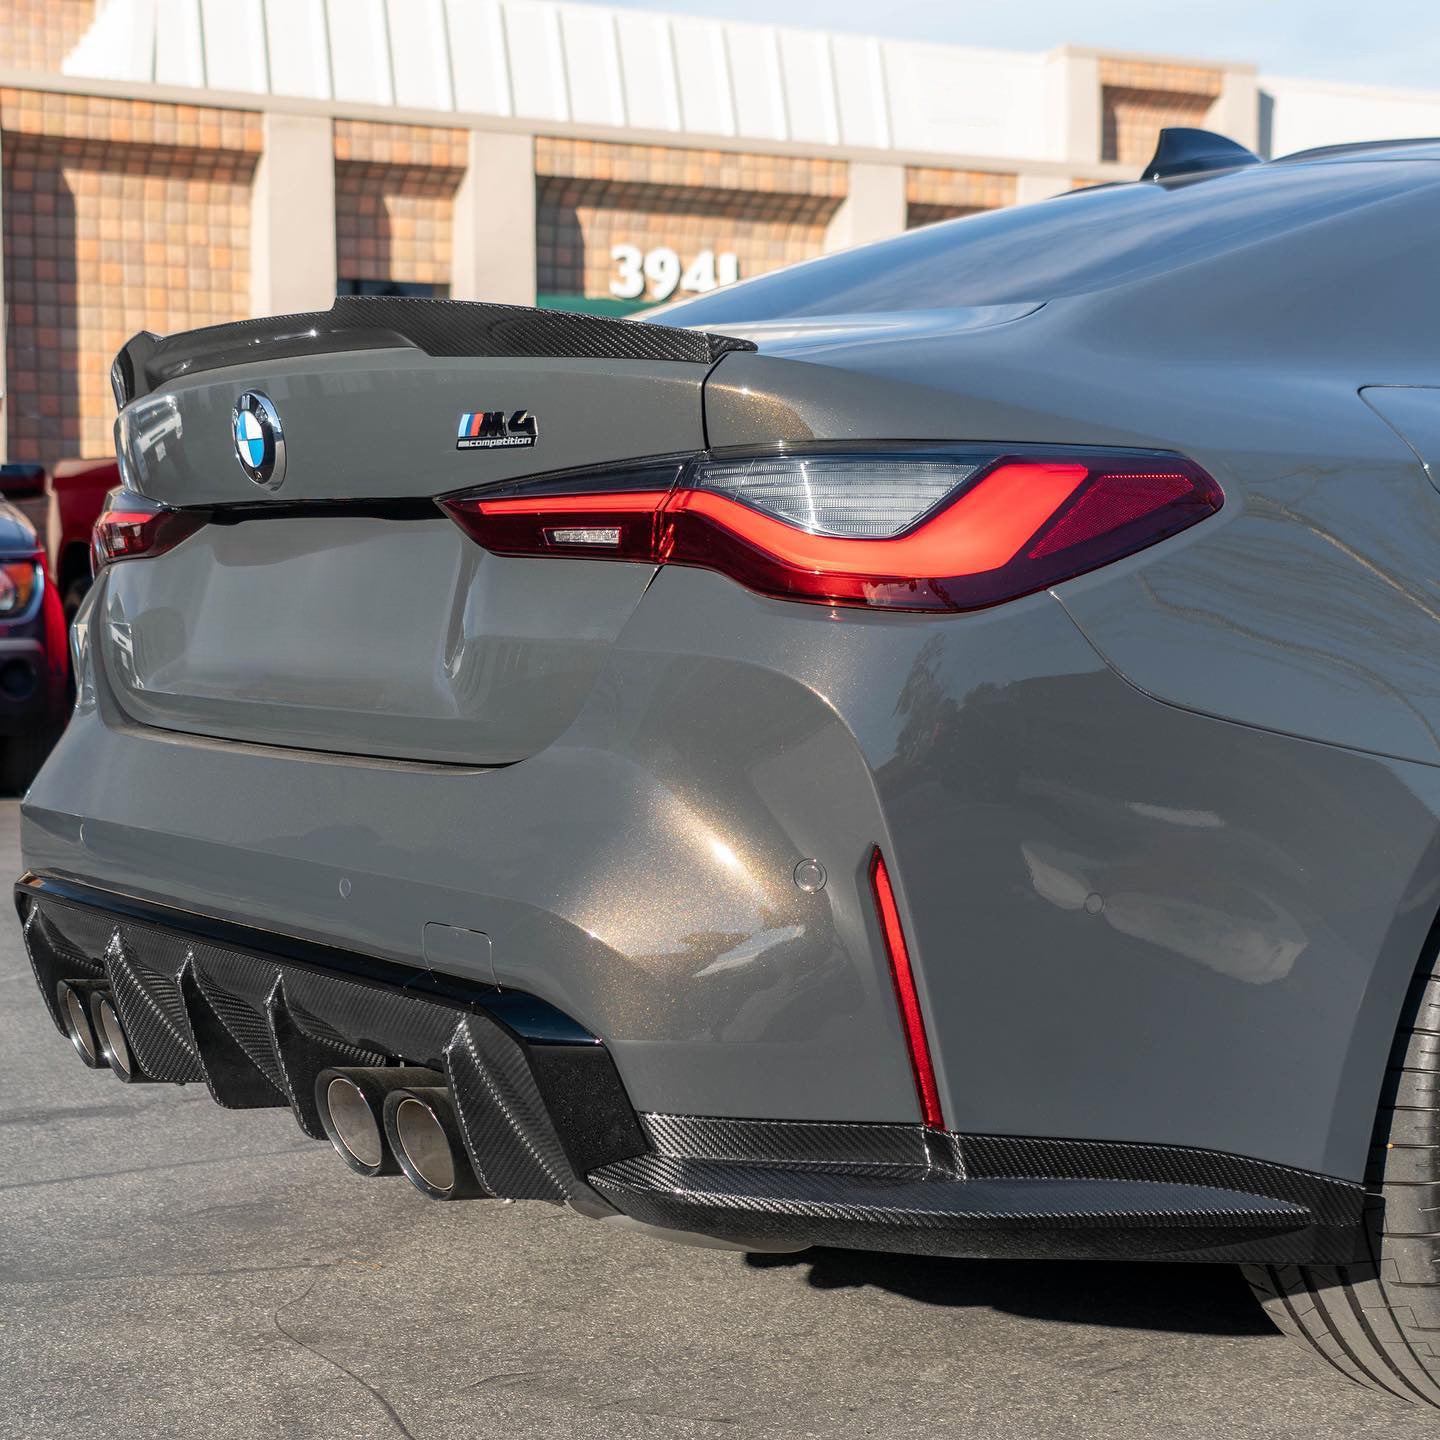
[440,447,1223,613]
[440,459,686,564]
[92,488,205,573]
[448,489,672,562]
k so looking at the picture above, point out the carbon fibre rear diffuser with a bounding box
[17,872,1365,1262]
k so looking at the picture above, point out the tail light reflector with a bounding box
[92,488,205,573]
[870,847,944,1130]
[440,446,1222,612]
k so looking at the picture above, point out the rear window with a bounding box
[657,162,1431,324]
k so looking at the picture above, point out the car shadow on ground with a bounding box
[746,1249,1273,1336]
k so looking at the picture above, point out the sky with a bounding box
[566,0,1440,90]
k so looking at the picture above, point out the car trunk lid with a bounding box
[98,301,746,764]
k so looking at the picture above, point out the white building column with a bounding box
[824,161,906,253]
[1047,48,1102,168]
[250,112,336,318]
[452,131,537,305]
[1209,67,1261,152]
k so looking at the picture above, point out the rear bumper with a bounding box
[17,870,1365,1264]
[34,563,1440,1185]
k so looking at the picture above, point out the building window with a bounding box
[336,279,449,299]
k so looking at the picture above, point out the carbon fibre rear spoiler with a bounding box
[110,296,757,409]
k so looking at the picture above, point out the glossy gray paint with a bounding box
[32,560,1440,1176]
[23,147,1440,1189]
[1364,386,1440,495]
[34,575,921,1124]
[100,516,657,763]
[701,166,1440,765]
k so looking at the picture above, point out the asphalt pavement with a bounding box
[0,795,1435,1439]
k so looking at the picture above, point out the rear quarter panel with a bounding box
[692,180,1440,1179]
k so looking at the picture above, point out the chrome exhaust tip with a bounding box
[382,1085,488,1201]
[55,980,107,1068]
[88,990,151,1082]
[314,1066,443,1178]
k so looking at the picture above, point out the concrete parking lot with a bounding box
[0,794,1433,1440]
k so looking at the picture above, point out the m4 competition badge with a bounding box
[457,409,539,451]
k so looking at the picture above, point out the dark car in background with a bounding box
[0,455,112,788]
[0,493,66,788]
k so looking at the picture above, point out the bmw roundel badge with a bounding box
[231,391,286,490]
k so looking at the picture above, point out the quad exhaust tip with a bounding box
[56,980,107,1068]
[55,981,153,1081]
[327,1076,385,1171]
[315,1068,490,1201]
[314,1065,444,1179]
[382,1085,488,1201]
[89,990,141,1081]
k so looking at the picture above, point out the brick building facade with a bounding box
[0,1,1270,467]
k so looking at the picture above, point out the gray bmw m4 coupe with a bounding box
[18,128,1440,1404]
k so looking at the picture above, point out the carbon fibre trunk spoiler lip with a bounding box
[111,296,758,408]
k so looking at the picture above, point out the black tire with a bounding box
[1243,948,1440,1406]
[62,575,90,625]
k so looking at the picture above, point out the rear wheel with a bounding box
[1243,945,1440,1406]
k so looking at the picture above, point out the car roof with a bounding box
[658,145,1440,326]
[1275,137,1440,165]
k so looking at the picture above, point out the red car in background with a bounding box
[0,456,116,621]
[49,457,118,620]
[0,456,115,788]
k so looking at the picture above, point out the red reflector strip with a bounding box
[869,847,944,1130]
[1027,471,1192,558]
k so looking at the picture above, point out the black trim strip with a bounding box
[202,497,445,525]
[15,872,596,1046]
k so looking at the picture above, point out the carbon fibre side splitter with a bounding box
[589,1115,1367,1265]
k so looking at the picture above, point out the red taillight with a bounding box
[92,488,205,573]
[870,847,943,1130]
[442,490,670,563]
[440,448,1222,612]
